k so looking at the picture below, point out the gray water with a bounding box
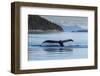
[28,32,88,61]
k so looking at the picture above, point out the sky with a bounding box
[40,15,88,29]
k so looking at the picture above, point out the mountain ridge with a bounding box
[28,15,64,33]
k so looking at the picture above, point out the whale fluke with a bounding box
[42,39,74,47]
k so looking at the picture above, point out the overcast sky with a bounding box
[40,15,88,29]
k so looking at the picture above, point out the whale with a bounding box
[42,39,74,47]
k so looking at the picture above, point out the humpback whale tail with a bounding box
[42,39,74,46]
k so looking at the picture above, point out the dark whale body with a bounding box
[42,39,74,47]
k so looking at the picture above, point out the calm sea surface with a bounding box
[28,32,88,61]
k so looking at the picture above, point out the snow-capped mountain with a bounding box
[62,25,88,32]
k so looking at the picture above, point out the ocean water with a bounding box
[28,32,88,61]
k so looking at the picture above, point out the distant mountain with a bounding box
[72,29,88,32]
[62,25,88,32]
[28,15,64,33]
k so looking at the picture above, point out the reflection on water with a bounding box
[28,46,88,61]
[43,47,73,52]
